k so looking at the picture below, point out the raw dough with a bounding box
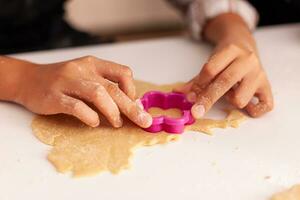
[148,108,182,118]
[188,109,247,134]
[271,184,300,200]
[31,80,247,177]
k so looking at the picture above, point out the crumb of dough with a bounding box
[271,184,300,200]
[31,80,247,177]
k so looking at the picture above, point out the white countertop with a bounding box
[0,24,299,200]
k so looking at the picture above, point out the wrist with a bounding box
[217,33,257,53]
[204,13,257,52]
[0,56,37,102]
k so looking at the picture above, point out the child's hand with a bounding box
[16,56,152,128]
[175,43,273,119]
[174,13,274,119]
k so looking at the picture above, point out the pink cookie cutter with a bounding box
[140,91,195,134]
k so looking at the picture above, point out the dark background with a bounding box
[0,0,299,54]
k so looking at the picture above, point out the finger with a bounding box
[63,80,123,128]
[95,60,136,99]
[246,81,274,117]
[71,56,136,99]
[186,45,242,102]
[57,94,100,127]
[228,72,262,109]
[173,77,199,102]
[196,44,242,85]
[192,56,253,118]
[173,78,195,94]
[104,81,152,128]
[113,75,136,100]
[103,69,136,100]
[188,80,208,103]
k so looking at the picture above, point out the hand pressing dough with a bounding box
[271,184,300,200]
[31,80,247,177]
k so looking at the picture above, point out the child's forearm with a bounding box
[0,56,35,102]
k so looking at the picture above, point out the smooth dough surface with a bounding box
[271,184,300,200]
[31,80,247,177]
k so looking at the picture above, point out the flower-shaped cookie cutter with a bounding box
[140,91,195,134]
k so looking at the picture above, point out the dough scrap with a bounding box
[188,109,247,134]
[31,80,247,177]
[271,184,300,200]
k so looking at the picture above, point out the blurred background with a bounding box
[65,0,184,40]
[0,0,186,54]
[0,0,298,54]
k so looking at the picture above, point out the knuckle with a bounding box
[62,61,77,72]
[82,55,96,63]
[220,73,232,85]
[202,64,215,78]
[226,44,240,52]
[246,52,259,65]
[71,100,84,114]
[233,95,247,108]
[92,85,106,100]
[60,61,85,75]
[121,65,133,76]
[247,99,274,118]
[60,97,81,114]
[106,82,119,93]
[191,82,204,94]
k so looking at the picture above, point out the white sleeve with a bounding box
[168,0,259,40]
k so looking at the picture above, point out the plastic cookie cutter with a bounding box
[140,91,195,134]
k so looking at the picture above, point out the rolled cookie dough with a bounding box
[31,80,247,177]
[271,184,300,200]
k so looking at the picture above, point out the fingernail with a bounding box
[192,104,205,119]
[135,99,144,109]
[138,111,153,128]
[115,117,123,128]
[187,92,197,102]
[90,119,100,127]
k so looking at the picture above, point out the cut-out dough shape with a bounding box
[31,80,247,177]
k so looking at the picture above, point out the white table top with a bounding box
[0,24,299,200]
